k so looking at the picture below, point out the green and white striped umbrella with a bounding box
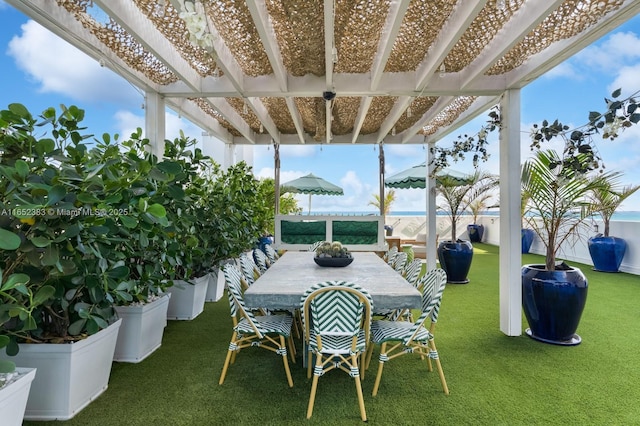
[384,163,472,189]
[281,173,343,214]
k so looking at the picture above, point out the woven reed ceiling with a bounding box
[8,0,640,146]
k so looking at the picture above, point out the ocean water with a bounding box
[313,211,640,222]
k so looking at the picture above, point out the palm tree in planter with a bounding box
[466,193,493,243]
[520,150,614,345]
[436,170,498,283]
[523,88,640,345]
[520,191,535,254]
[368,190,396,235]
[586,174,640,272]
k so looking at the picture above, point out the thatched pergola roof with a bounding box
[7,0,639,147]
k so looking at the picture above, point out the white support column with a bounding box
[426,143,437,271]
[200,132,227,165]
[145,92,165,159]
[222,143,235,170]
[499,89,522,336]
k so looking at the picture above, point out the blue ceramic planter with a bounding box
[521,229,535,254]
[588,236,626,273]
[521,265,588,346]
[437,240,473,284]
[467,224,484,243]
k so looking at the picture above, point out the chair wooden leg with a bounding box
[353,355,368,422]
[372,342,387,396]
[306,356,322,419]
[280,336,294,388]
[219,332,238,385]
[288,335,297,363]
[365,343,374,370]
[429,340,449,395]
[360,351,367,380]
[307,349,313,379]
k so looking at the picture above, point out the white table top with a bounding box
[244,251,421,311]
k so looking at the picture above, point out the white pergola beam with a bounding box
[415,1,488,87]
[94,0,202,91]
[375,1,488,145]
[245,97,281,144]
[285,97,307,144]
[246,1,305,145]
[424,96,502,144]
[324,0,335,144]
[460,0,565,90]
[206,98,257,144]
[370,0,411,90]
[351,96,373,144]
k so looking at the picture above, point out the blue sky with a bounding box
[2,2,640,212]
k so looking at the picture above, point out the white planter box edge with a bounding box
[113,293,171,363]
[205,269,225,302]
[0,367,36,426]
[0,318,122,421]
[165,275,208,320]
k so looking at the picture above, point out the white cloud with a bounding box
[385,144,425,158]
[280,144,316,158]
[113,110,143,141]
[7,20,140,106]
[542,62,581,80]
[576,31,640,72]
[341,170,365,196]
[608,64,640,97]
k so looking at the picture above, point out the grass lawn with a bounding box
[24,244,640,425]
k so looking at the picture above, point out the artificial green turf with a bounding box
[24,244,640,425]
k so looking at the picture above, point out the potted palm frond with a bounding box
[521,150,613,345]
[436,170,498,283]
[466,193,492,243]
[521,191,535,254]
[587,173,640,272]
[522,88,640,345]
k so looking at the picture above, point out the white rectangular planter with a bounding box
[0,367,36,426]
[113,294,171,363]
[165,275,208,320]
[0,319,122,421]
[205,269,225,302]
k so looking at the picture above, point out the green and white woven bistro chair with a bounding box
[300,281,373,422]
[384,261,428,323]
[238,252,261,286]
[384,245,398,265]
[219,264,295,388]
[264,244,280,263]
[253,248,270,274]
[391,251,407,273]
[403,259,423,287]
[367,268,449,396]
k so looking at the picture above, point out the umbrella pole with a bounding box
[308,194,312,215]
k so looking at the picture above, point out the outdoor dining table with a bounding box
[243,251,422,311]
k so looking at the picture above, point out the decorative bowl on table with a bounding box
[314,241,354,267]
[314,256,354,267]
